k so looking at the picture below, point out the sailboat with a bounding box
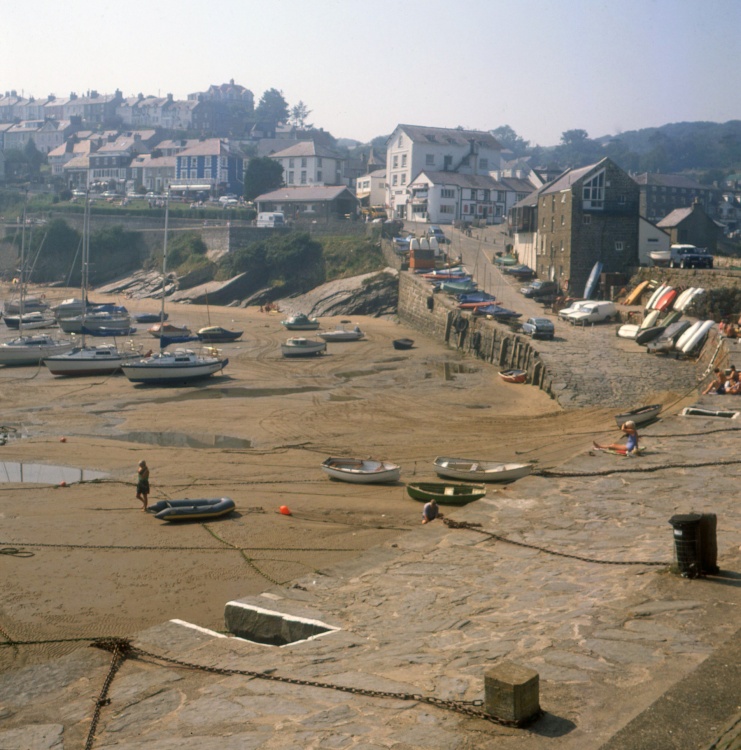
[0,198,73,367]
[121,190,229,385]
[44,191,142,377]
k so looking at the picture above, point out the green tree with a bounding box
[491,125,530,155]
[265,232,323,287]
[289,101,312,129]
[255,88,289,124]
[243,157,284,201]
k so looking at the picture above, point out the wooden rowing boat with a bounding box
[321,457,401,484]
[613,404,662,428]
[406,482,486,505]
[433,457,533,483]
[499,369,527,383]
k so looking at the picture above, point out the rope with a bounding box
[443,519,668,566]
[0,546,34,557]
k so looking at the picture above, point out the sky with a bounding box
[4,0,741,147]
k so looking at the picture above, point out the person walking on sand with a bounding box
[136,460,150,511]
[594,421,639,457]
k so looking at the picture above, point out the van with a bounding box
[257,212,286,228]
[566,301,617,325]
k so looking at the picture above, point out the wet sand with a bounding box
[0,284,645,672]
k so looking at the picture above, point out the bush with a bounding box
[688,287,741,322]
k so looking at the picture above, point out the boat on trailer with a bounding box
[321,457,401,484]
[406,482,486,505]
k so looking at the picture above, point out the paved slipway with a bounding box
[2,248,741,749]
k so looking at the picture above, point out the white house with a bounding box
[638,217,671,266]
[355,169,386,208]
[269,141,346,186]
[385,124,504,221]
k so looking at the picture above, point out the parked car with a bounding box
[521,317,555,340]
[520,280,560,298]
[565,301,617,325]
[557,299,590,320]
[504,264,536,279]
[426,225,449,245]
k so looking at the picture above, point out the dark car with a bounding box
[520,280,560,298]
[426,225,449,245]
[521,317,555,340]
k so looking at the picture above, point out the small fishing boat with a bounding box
[392,338,414,350]
[3,311,57,330]
[318,325,365,342]
[197,326,243,343]
[493,254,518,266]
[499,369,527,384]
[281,313,320,331]
[433,457,533,483]
[406,482,486,505]
[0,333,74,366]
[613,404,662,428]
[634,325,667,345]
[281,337,326,357]
[149,497,236,521]
[439,279,478,295]
[681,406,740,420]
[321,457,401,484]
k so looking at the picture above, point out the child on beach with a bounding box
[136,460,150,511]
[422,499,440,524]
[594,421,639,457]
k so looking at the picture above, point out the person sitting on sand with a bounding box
[594,420,639,457]
[702,368,725,395]
[422,499,440,524]
[136,460,150,511]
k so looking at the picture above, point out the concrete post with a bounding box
[484,661,540,724]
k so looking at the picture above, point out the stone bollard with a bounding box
[484,661,540,724]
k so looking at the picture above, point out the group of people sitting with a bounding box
[702,365,741,395]
[719,319,741,339]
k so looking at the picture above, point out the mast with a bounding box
[80,190,90,347]
[18,192,28,339]
[160,189,170,325]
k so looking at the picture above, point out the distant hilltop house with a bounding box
[383,124,539,225]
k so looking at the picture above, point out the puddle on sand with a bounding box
[328,394,362,402]
[441,362,479,381]
[0,462,108,484]
[334,369,379,380]
[109,431,252,449]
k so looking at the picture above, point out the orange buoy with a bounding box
[279,505,292,516]
[60,437,67,443]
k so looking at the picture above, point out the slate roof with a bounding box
[392,124,502,150]
[656,207,694,227]
[540,160,605,196]
[413,170,508,190]
[255,185,355,202]
[270,141,342,159]
[176,138,231,157]
[633,172,708,190]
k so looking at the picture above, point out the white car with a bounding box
[558,300,590,320]
[566,301,617,325]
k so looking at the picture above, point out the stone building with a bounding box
[512,157,640,295]
[656,199,720,252]
[633,172,720,224]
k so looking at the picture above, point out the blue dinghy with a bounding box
[148,497,236,522]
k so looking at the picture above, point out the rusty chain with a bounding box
[90,638,535,730]
[84,639,130,750]
[443,519,668,566]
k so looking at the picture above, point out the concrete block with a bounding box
[484,661,540,723]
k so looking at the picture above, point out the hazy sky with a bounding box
[4,0,739,146]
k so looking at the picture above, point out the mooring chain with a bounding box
[90,639,529,728]
[0,540,358,553]
[85,639,131,750]
[0,546,34,557]
[443,519,668,566]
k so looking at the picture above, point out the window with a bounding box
[317,157,322,167]
[300,171,306,184]
[401,154,407,167]
[615,241,624,252]
[443,155,452,170]
[301,158,307,168]
[401,174,407,185]
[288,171,294,183]
[618,194,626,205]
[317,171,322,182]
[441,189,455,199]
[426,154,435,166]
[583,215,591,225]
[440,204,454,214]
[289,158,294,168]
[393,155,398,168]
[582,170,605,208]
[561,215,565,226]
[392,174,398,186]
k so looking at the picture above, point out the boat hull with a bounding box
[197,327,243,343]
[392,338,414,350]
[44,346,142,377]
[614,404,662,428]
[406,482,486,505]
[121,354,228,384]
[0,338,74,366]
[149,497,236,521]
[433,457,533,483]
[281,338,326,357]
[499,369,527,383]
[321,457,401,484]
